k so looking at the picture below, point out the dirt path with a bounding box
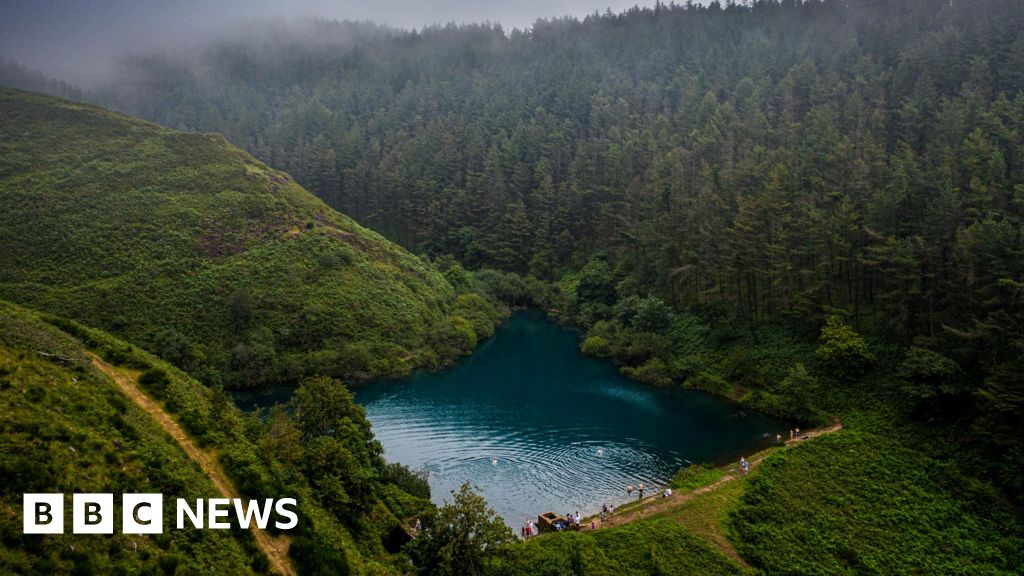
[90,354,296,576]
[589,421,844,530]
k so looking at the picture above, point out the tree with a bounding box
[227,287,255,331]
[491,200,531,273]
[576,256,617,306]
[633,296,674,333]
[815,316,876,378]
[972,354,1024,499]
[775,363,822,425]
[290,376,377,446]
[408,482,515,576]
[898,347,965,420]
[290,376,384,516]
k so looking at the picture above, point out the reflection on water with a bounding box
[235,310,788,527]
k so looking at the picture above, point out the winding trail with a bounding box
[587,421,844,530]
[90,354,296,576]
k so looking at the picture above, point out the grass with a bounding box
[0,301,264,574]
[655,478,747,565]
[486,518,751,576]
[0,87,479,388]
[671,464,726,492]
[526,415,1024,576]
[730,419,1024,575]
[0,299,431,575]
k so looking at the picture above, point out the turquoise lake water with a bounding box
[234,310,787,527]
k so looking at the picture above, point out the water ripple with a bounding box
[346,313,786,527]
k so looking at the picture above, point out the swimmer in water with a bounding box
[492,457,498,466]
[597,448,604,457]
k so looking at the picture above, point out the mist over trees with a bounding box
[0,57,82,101]
[95,0,1023,326]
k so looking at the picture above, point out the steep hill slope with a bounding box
[0,299,433,574]
[0,87,477,388]
[0,300,266,574]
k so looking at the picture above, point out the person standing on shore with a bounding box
[638,482,644,499]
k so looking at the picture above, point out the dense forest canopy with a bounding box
[94,0,1024,495]
[1,0,1024,572]
[97,0,1024,333]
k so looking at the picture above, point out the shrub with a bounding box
[622,357,673,386]
[684,371,730,395]
[576,257,617,306]
[815,316,875,377]
[898,347,965,419]
[581,335,611,358]
[138,368,170,397]
[452,293,500,340]
[633,297,673,333]
[382,461,430,500]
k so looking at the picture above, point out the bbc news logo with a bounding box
[23,494,297,534]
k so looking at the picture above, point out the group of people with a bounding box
[776,426,804,444]
[522,430,820,541]
[522,519,537,539]
[529,503,623,537]
[625,482,645,499]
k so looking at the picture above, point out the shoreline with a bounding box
[567,420,844,534]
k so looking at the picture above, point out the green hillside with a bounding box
[0,299,437,574]
[0,87,500,388]
[0,300,263,574]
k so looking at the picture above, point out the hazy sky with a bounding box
[0,0,654,86]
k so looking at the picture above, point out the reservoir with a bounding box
[236,310,787,527]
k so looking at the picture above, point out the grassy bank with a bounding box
[498,416,1023,576]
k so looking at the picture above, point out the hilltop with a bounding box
[0,88,500,388]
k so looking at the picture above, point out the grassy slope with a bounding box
[731,419,1024,575]
[486,518,750,576]
[0,87,455,387]
[0,299,425,575]
[0,300,263,575]
[497,417,1023,575]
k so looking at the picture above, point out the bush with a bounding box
[633,297,673,333]
[452,293,500,341]
[429,317,478,364]
[382,461,431,500]
[576,257,617,306]
[898,347,965,419]
[290,535,349,576]
[774,363,825,425]
[684,371,730,395]
[581,335,611,358]
[138,368,170,397]
[622,358,672,387]
[815,316,875,377]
